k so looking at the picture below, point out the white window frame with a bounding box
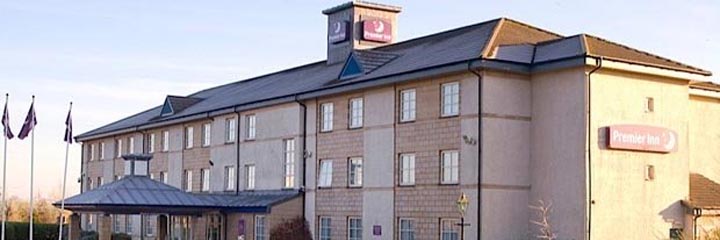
[441,150,460,184]
[185,126,194,149]
[125,215,133,234]
[162,131,170,152]
[320,103,334,132]
[246,115,256,140]
[400,89,416,122]
[318,160,333,188]
[348,157,363,187]
[348,217,362,240]
[399,218,415,240]
[129,137,135,154]
[283,139,296,188]
[201,168,210,192]
[225,166,236,191]
[255,215,267,240]
[159,171,168,184]
[99,142,105,160]
[441,82,460,117]
[90,144,96,161]
[245,165,255,190]
[184,170,193,192]
[148,134,155,153]
[319,217,331,240]
[96,177,104,188]
[113,215,123,233]
[440,219,460,240]
[144,215,156,237]
[349,98,363,128]
[116,139,123,158]
[202,123,212,147]
[226,118,237,143]
[399,154,416,186]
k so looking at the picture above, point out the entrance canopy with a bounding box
[54,175,300,215]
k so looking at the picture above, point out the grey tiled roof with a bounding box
[55,175,301,213]
[58,175,210,209]
[77,18,711,140]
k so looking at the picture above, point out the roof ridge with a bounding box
[373,18,503,52]
[583,34,709,74]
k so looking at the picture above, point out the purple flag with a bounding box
[18,102,36,140]
[2,102,13,139]
[64,108,72,143]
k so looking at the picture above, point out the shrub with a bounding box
[2,221,64,240]
[111,233,132,240]
[269,217,312,240]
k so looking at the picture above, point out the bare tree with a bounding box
[529,200,556,240]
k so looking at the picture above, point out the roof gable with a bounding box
[159,96,203,117]
[339,53,365,80]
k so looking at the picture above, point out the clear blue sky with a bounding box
[0,0,717,199]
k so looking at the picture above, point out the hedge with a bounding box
[2,221,65,240]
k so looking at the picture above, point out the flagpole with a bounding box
[28,95,35,240]
[58,102,71,240]
[1,93,9,240]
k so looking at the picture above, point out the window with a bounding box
[399,219,415,240]
[246,115,256,140]
[348,157,363,187]
[348,218,362,240]
[147,134,155,153]
[225,166,236,191]
[441,82,460,116]
[144,215,156,236]
[255,215,267,240]
[206,214,223,240]
[400,89,416,122]
[319,217,331,240]
[202,123,211,147]
[129,137,135,154]
[645,97,655,113]
[201,168,210,192]
[349,98,363,128]
[99,143,105,160]
[399,154,416,185]
[283,139,296,188]
[86,178,93,190]
[440,219,460,240]
[320,103,334,132]
[96,177,104,188]
[185,127,194,149]
[441,150,459,184]
[126,216,133,234]
[116,139,123,158]
[245,165,255,190]
[318,160,333,188]
[183,170,193,192]
[149,173,155,180]
[226,118,237,143]
[90,144,96,161]
[162,131,170,152]
[113,215,123,233]
[114,175,121,181]
[159,171,168,184]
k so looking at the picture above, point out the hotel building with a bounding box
[59,1,720,239]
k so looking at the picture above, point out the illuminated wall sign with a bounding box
[328,20,349,44]
[362,19,392,43]
[607,125,678,153]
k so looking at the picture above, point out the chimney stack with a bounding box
[323,1,401,64]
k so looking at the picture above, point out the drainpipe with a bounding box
[235,110,241,195]
[587,56,603,240]
[468,63,483,240]
[693,208,703,240]
[294,97,308,219]
[468,63,483,239]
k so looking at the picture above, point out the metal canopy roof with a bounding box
[55,176,300,215]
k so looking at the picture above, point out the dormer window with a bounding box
[339,53,364,80]
[159,96,203,117]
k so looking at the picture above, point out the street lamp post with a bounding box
[456,192,470,240]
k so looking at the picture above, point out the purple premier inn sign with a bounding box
[238,219,246,238]
[373,225,382,236]
[363,19,392,43]
[329,20,349,44]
